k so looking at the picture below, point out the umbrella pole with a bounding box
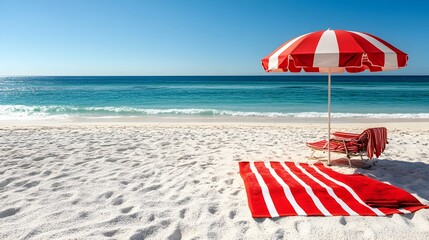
[327,69,331,166]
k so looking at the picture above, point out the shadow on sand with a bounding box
[354,158,429,202]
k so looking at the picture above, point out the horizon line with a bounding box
[1,74,428,77]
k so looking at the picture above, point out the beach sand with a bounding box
[0,119,428,239]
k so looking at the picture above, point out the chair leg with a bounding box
[308,150,318,160]
[347,156,352,167]
[343,140,352,167]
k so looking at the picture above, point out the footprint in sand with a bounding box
[179,209,186,219]
[207,222,221,239]
[129,226,157,240]
[0,207,20,218]
[102,229,118,237]
[167,227,182,240]
[121,206,133,214]
[19,163,32,169]
[103,191,114,199]
[339,216,347,225]
[33,156,45,161]
[120,180,130,186]
[231,190,240,196]
[208,205,218,214]
[0,177,18,188]
[229,210,236,219]
[27,171,40,176]
[23,180,40,189]
[224,179,234,185]
[131,163,140,167]
[78,211,89,218]
[141,184,161,193]
[131,183,144,191]
[294,221,312,235]
[274,229,285,239]
[112,196,123,206]
[177,196,191,205]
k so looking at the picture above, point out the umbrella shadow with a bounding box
[354,159,429,202]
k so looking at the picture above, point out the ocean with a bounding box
[0,76,428,120]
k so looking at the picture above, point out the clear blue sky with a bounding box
[1,0,428,75]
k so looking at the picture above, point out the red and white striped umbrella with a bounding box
[262,29,408,73]
[261,29,408,165]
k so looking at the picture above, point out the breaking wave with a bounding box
[1,105,429,120]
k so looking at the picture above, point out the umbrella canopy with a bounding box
[261,29,408,165]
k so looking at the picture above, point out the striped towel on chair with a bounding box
[363,127,388,159]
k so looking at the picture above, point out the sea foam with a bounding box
[1,105,429,120]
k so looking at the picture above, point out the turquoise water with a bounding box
[0,76,428,119]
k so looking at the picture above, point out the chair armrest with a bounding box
[332,131,359,139]
[331,136,354,141]
[329,138,343,141]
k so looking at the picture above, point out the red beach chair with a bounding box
[307,127,388,167]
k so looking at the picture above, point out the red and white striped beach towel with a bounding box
[239,162,428,217]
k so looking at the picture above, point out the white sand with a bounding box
[0,120,428,239]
